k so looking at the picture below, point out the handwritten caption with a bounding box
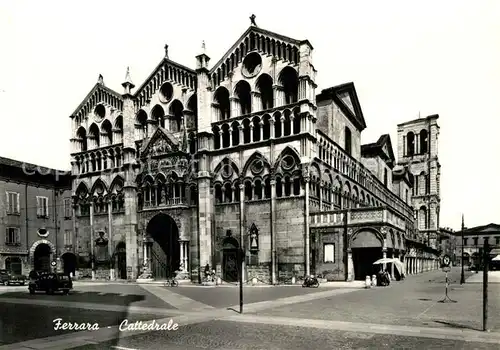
[53,318,179,332]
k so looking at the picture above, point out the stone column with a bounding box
[270,178,277,284]
[179,240,184,271]
[239,183,246,283]
[270,119,275,139]
[303,170,311,276]
[238,125,244,144]
[183,242,188,273]
[108,199,114,280]
[90,201,95,280]
[347,248,354,281]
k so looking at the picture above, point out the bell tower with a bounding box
[397,114,441,248]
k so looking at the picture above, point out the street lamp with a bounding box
[460,230,465,284]
[460,215,465,284]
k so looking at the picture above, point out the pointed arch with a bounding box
[109,175,124,194]
[213,156,240,179]
[242,151,271,177]
[142,174,154,185]
[155,172,167,184]
[90,178,108,196]
[273,146,301,172]
[75,181,89,197]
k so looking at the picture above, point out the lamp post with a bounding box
[460,214,465,284]
[460,231,465,284]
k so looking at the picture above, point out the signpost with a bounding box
[439,254,457,303]
[482,241,491,332]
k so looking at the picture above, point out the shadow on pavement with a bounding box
[0,292,166,348]
[434,320,481,331]
[0,290,145,306]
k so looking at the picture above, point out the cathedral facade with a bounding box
[69,21,439,283]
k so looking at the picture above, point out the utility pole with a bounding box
[482,239,490,331]
[239,245,244,314]
[460,214,465,284]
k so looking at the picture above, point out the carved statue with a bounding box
[250,14,257,26]
[161,188,166,204]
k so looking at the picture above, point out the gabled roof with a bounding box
[316,82,367,131]
[133,57,196,99]
[454,223,500,236]
[209,25,305,75]
[140,126,180,156]
[361,134,395,167]
[70,81,123,119]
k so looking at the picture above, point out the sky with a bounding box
[0,0,499,230]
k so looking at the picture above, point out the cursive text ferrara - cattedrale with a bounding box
[52,318,179,332]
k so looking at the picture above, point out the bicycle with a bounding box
[164,278,178,287]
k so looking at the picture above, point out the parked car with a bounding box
[28,272,73,295]
[7,273,27,286]
[0,270,9,285]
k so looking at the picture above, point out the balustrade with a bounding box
[73,145,123,175]
[310,206,407,231]
[315,130,413,220]
[211,104,307,151]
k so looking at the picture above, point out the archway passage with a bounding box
[146,213,180,279]
[5,257,22,275]
[115,242,127,279]
[34,243,51,272]
[61,253,77,276]
[350,230,383,280]
[222,236,239,282]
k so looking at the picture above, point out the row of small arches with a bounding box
[213,67,299,121]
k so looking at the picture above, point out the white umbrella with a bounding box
[373,258,405,275]
[492,255,500,261]
[373,258,395,265]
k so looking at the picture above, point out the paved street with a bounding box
[258,267,500,332]
[0,268,499,349]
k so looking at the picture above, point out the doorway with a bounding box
[61,253,77,276]
[115,242,127,279]
[146,213,180,279]
[34,243,51,272]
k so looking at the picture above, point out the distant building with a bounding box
[0,157,73,275]
[438,227,456,263]
[453,223,500,267]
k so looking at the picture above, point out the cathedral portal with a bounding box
[146,213,180,279]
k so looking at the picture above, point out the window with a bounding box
[406,132,415,156]
[405,189,409,203]
[64,230,73,246]
[463,238,468,246]
[5,227,20,245]
[6,192,20,214]
[473,237,478,246]
[496,236,500,245]
[324,243,335,263]
[413,175,419,196]
[36,196,49,218]
[344,127,352,156]
[383,168,388,187]
[64,198,72,219]
[420,129,428,154]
